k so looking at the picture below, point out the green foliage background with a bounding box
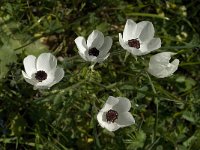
[0,0,200,149]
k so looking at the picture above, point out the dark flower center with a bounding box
[128,39,140,49]
[35,70,47,82]
[88,48,99,57]
[106,109,118,123]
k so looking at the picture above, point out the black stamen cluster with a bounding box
[128,39,140,49]
[88,48,100,57]
[106,109,118,123]
[35,70,47,82]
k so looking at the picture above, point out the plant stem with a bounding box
[92,101,101,148]
[179,62,200,66]
[146,72,158,144]
[127,12,169,20]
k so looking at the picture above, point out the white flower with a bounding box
[22,53,64,90]
[119,19,161,56]
[74,30,112,63]
[147,52,180,78]
[97,96,135,132]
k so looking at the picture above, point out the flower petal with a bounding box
[74,36,88,54]
[101,96,119,112]
[147,64,164,78]
[116,112,135,127]
[103,122,120,132]
[136,21,155,42]
[98,36,112,58]
[147,38,161,51]
[166,59,179,76]
[84,51,98,62]
[50,67,64,86]
[147,54,169,78]
[97,53,110,63]
[23,55,37,77]
[150,68,172,78]
[119,33,143,56]
[36,53,57,73]
[112,97,131,113]
[150,52,174,64]
[136,42,148,55]
[34,72,55,89]
[136,38,161,56]
[87,30,104,49]
[78,51,88,61]
[97,111,120,131]
[171,59,180,70]
[119,33,131,51]
[123,19,137,42]
[147,52,179,78]
[97,111,107,128]
[22,71,36,85]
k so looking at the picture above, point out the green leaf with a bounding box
[10,114,27,137]
[182,111,196,123]
[125,130,146,150]
[188,33,200,46]
[183,134,197,148]
[24,39,48,56]
[0,45,17,79]
[96,22,109,33]
[156,145,163,150]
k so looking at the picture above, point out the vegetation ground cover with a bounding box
[0,0,200,149]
